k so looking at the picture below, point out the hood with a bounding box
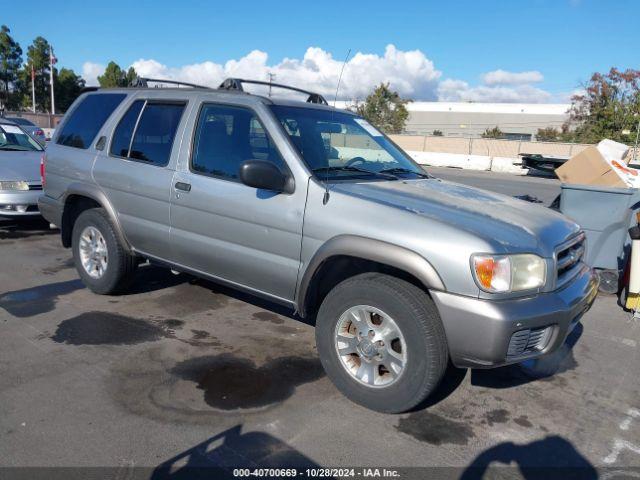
[332,178,579,256]
[0,150,42,183]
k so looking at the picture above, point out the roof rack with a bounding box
[131,77,212,89]
[218,78,328,105]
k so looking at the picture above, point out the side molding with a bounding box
[63,183,133,253]
[296,235,446,316]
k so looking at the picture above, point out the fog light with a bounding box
[0,204,14,211]
[15,205,28,213]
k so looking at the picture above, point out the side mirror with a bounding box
[239,160,293,193]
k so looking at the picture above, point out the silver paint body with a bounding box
[0,121,43,217]
[40,88,598,368]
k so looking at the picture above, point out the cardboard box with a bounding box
[556,140,639,188]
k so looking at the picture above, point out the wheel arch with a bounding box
[296,235,446,318]
[61,184,132,253]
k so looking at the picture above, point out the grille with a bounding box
[556,233,586,287]
[28,184,43,191]
[507,326,552,358]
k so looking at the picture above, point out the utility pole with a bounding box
[49,45,57,115]
[267,72,275,97]
[31,64,36,113]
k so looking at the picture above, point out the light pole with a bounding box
[634,117,640,164]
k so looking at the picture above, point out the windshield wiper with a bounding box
[312,166,397,180]
[379,167,430,178]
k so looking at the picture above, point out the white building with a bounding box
[403,102,571,140]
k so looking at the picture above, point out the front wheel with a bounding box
[315,273,448,413]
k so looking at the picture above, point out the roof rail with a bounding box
[79,86,100,94]
[130,77,212,89]
[218,78,328,105]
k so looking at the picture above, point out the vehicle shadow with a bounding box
[0,217,56,240]
[460,435,597,480]
[124,263,192,295]
[409,363,468,411]
[123,263,306,323]
[471,323,583,389]
[150,424,323,480]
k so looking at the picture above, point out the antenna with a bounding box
[323,49,351,205]
[333,49,351,108]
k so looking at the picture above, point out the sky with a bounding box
[3,0,638,103]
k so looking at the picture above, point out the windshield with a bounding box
[270,105,427,181]
[0,124,43,151]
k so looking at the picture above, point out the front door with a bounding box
[170,103,306,302]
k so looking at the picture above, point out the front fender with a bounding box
[295,235,446,316]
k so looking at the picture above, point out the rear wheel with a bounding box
[315,273,448,413]
[72,208,137,294]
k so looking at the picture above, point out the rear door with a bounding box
[169,101,308,302]
[92,96,188,258]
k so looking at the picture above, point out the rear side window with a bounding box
[110,100,144,157]
[57,93,126,149]
[110,101,185,166]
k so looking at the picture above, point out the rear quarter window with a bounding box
[56,93,127,149]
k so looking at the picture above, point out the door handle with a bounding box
[175,182,191,192]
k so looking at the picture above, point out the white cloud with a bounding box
[482,69,544,86]
[438,78,551,103]
[83,47,552,104]
[82,62,105,86]
[129,44,441,101]
[437,69,550,103]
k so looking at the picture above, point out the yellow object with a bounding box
[626,292,640,310]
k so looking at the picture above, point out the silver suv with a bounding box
[39,78,598,413]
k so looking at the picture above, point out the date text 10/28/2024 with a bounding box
[233,468,401,478]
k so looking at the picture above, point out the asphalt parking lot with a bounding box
[1,169,639,478]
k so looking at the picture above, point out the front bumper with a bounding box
[0,190,42,217]
[432,265,598,368]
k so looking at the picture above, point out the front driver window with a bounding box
[191,104,286,181]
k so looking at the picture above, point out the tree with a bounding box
[565,68,640,144]
[354,83,411,134]
[481,126,504,139]
[432,129,443,136]
[18,36,52,112]
[55,68,85,112]
[0,25,23,110]
[98,61,137,88]
[535,127,561,142]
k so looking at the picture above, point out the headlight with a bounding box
[0,181,29,191]
[472,253,546,293]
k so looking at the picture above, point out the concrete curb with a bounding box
[407,150,529,175]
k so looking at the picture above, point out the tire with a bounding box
[315,273,448,413]
[71,208,138,294]
[596,269,619,295]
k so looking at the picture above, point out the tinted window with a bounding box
[192,104,285,180]
[110,100,144,157]
[57,94,126,149]
[128,103,185,166]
